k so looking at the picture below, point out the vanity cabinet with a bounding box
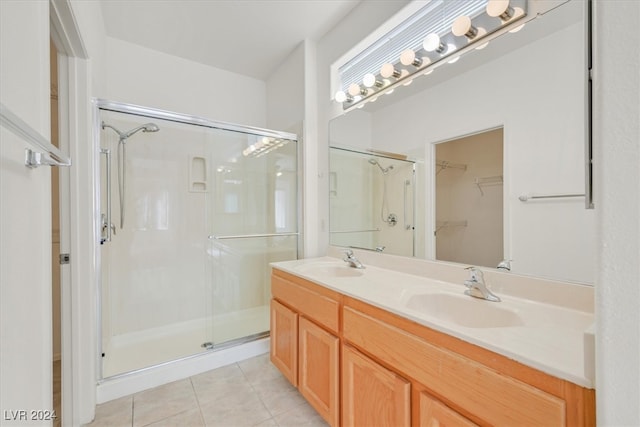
[298,317,339,426]
[269,299,297,386]
[418,392,478,427]
[342,344,410,427]
[270,270,340,427]
[270,268,595,427]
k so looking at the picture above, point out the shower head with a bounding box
[123,123,160,139]
[102,121,160,140]
[368,158,394,174]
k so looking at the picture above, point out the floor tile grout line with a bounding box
[130,394,134,427]
[237,360,273,417]
[188,377,207,427]
[237,358,285,425]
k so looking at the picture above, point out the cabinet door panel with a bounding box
[419,392,479,427]
[270,299,298,386]
[299,317,339,426]
[342,344,410,427]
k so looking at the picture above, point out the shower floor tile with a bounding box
[84,353,328,427]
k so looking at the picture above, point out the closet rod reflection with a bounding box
[519,193,585,202]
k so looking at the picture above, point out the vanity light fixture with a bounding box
[400,69,414,86]
[380,63,402,79]
[423,33,446,53]
[332,0,528,110]
[452,16,478,39]
[243,137,289,158]
[348,83,368,97]
[334,90,352,103]
[400,49,423,67]
[486,0,515,21]
[363,73,384,88]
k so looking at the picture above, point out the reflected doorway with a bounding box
[434,128,504,268]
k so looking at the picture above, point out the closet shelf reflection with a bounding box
[436,159,467,174]
[474,175,503,195]
[434,220,468,235]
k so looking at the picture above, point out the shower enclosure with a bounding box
[329,146,415,257]
[95,100,299,379]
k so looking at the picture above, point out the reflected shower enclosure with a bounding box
[329,147,415,257]
[96,101,299,378]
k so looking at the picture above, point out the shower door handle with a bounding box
[100,148,113,244]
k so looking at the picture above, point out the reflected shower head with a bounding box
[368,158,394,174]
[123,123,160,139]
[102,121,160,140]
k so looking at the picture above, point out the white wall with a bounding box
[0,0,53,423]
[594,1,640,425]
[104,37,267,127]
[369,20,594,284]
[266,42,304,133]
[329,109,372,150]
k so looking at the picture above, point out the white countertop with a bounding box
[271,253,595,389]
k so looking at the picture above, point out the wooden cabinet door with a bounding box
[299,317,339,426]
[418,391,479,427]
[342,344,411,427]
[270,299,298,386]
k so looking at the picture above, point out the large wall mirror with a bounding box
[329,0,595,284]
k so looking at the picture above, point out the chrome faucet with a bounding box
[464,267,500,302]
[343,250,365,269]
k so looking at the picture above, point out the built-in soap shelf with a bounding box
[474,175,503,195]
[189,155,208,192]
[434,220,468,235]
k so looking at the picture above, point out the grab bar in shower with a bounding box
[208,232,299,240]
[1,102,71,168]
[100,148,113,244]
[518,193,585,202]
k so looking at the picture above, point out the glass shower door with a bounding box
[99,109,214,378]
[205,130,298,347]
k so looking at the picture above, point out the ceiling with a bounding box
[100,0,361,81]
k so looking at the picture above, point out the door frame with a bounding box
[50,0,97,424]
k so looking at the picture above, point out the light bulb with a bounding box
[486,0,514,20]
[452,16,478,39]
[380,63,401,79]
[363,73,382,88]
[448,55,460,64]
[348,83,364,97]
[475,41,490,50]
[423,33,445,53]
[335,90,347,103]
[400,49,422,67]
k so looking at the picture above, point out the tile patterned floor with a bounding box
[84,354,328,427]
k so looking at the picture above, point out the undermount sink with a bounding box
[404,293,525,328]
[295,262,364,278]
